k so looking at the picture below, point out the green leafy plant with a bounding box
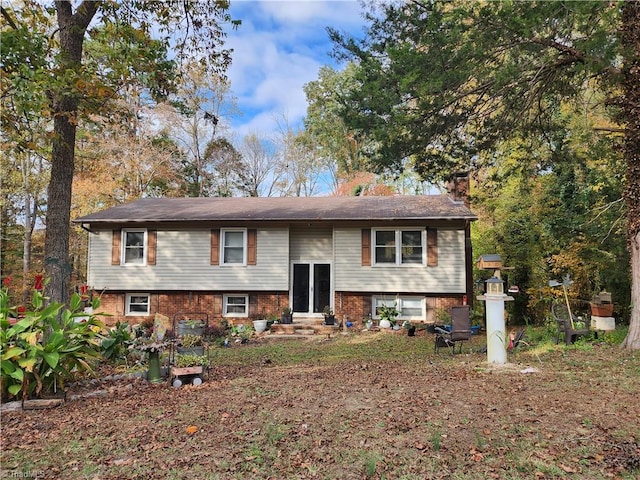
[1,287,104,400]
[179,334,203,348]
[378,304,399,326]
[229,323,254,340]
[175,353,210,368]
[184,319,205,328]
[434,307,451,325]
[101,321,133,362]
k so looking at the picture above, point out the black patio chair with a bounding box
[551,301,591,345]
[434,305,472,354]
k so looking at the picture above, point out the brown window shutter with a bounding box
[210,229,220,265]
[361,229,371,266]
[147,230,157,265]
[427,228,438,267]
[247,229,257,265]
[111,229,121,265]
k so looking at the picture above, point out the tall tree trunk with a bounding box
[621,1,640,349]
[22,153,33,305]
[44,1,98,305]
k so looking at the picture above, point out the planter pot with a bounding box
[147,351,163,383]
[590,303,613,317]
[324,315,335,326]
[366,321,373,329]
[281,314,293,325]
[253,319,268,333]
[407,326,416,336]
[177,346,204,356]
[177,321,205,337]
[392,324,400,331]
[470,326,481,335]
[379,319,391,329]
[171,365,204,376]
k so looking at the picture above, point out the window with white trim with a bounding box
[223,294,249,317]
[122,229,146,265]
[126,293,150,316]
[373,229,424,265]
[373,296,425,320]
[221,229,246,265]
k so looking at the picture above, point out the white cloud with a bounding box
[225,0,365,138]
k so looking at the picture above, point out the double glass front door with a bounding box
[292,263,330,314]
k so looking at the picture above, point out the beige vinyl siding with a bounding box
[334,227,466,293]
[289,225,333,261]
[87,228,289,291]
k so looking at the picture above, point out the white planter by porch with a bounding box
[253,319,268,333]
[379,319,391,329]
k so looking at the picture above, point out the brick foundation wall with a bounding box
[333,292,466,327]
[95,290,465,328]
[95,291,290,328]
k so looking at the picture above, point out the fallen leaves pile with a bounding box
[2,339,639,479]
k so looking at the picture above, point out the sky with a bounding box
[224,0,367,138]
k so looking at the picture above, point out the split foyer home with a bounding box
[74,188,476,328]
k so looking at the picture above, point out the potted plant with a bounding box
[323,306,335,325]
[378,304,399,329]
[131,337,169,384]
[175,353,210,368]
[281,306,293,324]
[171,353,209,387]
[177,319,205,337]
[177,333,204,356]
[253,317,268,333]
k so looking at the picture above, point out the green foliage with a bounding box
[324,1,633,330]
[434,308,451,325]
[1,0,239,306]
[1,289,104,400]
[302,64,370,176]
[377,304,399,326]
[100,322,134,363]
[175,353,209,368]
[179,334,203,348]
[330,1,623,181]
[228,323,254,340]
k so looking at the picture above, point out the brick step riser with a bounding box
[270,323,339,335]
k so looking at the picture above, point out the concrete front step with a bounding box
[270,320,339,336]
[290,317,330,326]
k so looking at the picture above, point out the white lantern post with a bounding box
[477,275,513,364]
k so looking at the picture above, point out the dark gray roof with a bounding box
[74,195,476,223]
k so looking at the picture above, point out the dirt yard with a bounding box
[1,332,639,479]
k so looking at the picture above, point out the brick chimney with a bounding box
[446,172,470,207]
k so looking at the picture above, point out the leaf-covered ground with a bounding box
[1,332,639,479]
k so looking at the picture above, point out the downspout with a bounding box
[465,219,474,308]
[80,223,96,234]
